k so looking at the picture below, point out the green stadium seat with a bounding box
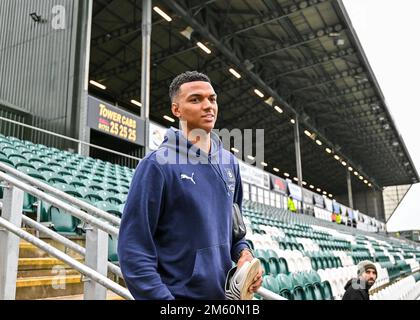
[52,183,82,198]
[118,203,125,216]
[16,166,46,181]
[105,186,120,194]
[9,156,35,169]
[47,173,67,184]
[0,154,14,167]
[57,169,73,177]
[254,249,270,275]
[92,171,105,179]
[108,235,119,263]
[49,207,78,234]
[321,281,333,300]
[6,137,21,144]
[86,181,105,191]
[73,187,91,200]
[262,275,280,295]
[64,163,79,172]
[74,172,89,180]
[79,168,92,176]
[28,157,46,168]
[114,185,129,194]
[276,274,294,300]
[94,201,122,217]
[21,151,36,159]
[312,283,324,300]
[4,149,26,160]
[246,239,254,250]
[267,257,281,276]
[84,191,103,203]
[44,160,62,171]
[47,184,80,235]
[292,286,306,300]
[37,165,56,173]
[106,193,127,205]
[307,270,322,284]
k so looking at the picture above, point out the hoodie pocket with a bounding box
[184,244,232,299]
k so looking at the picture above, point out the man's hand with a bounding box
[237,249,263,293]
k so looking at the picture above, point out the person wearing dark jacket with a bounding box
[117,71,263,299]
[342,260,377,300]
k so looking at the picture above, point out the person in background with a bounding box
[342,260,377,300]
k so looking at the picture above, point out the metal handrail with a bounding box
[0,116,141,162]
[0,169,119,237]
[0,162,121,227]
[256,287,287,300]
[20,215,123,278]
[0,217,133,300]
[0,201,122,278]
[0,167,286,300]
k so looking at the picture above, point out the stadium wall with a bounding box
[0,0,90,151]
[336,189,385,222]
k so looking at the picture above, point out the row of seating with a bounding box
[242,199,420,299]
[371,275,420,300]
[0,134,132,262]
[259,272,333,300]
[0,135,132,237]
[1,133,419,298]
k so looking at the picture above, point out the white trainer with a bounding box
[225,258,261,300]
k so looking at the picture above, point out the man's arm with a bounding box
[117,159,174,300]
[230,163,251,262]
[230,161,263,294]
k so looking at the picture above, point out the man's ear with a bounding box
[171,102,181,119]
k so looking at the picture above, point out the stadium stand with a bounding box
[241,199,420,300]
[0,134,419,300]
[1,0,420,302]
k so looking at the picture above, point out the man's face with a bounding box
[361,268,377,287]
[171,81,218,134]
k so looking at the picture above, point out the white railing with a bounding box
[0,162,284,300]
[0,116,141,162]
[0,164,132,300]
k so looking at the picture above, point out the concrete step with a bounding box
[38,291,125,300]
[19,238,84,259]
[18,257,83,277]
[16,274,84,300]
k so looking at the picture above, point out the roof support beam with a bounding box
[160,0,380,189]
[250,26,344,62]
[265,48,356,84]
[292,67,365,93]
[221,0,332,39]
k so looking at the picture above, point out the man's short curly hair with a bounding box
[169,71,211,102]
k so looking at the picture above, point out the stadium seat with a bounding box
[108,235,119,263]
[94,201,122,217]
[321,281,334,300]
[262,275,280,295]
[49,203,79,235]
[106,193,127,205]
[276,273,294,300]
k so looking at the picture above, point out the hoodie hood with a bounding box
[157,127,228,165]
[344,279,354,291]
[344,278,371,292]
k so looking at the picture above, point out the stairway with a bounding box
[15,229,124,300]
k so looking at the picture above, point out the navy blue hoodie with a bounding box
[118,128,250,300]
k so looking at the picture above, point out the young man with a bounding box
[342,260,377,300]
[118,71,263,300]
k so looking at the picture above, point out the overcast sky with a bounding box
[342,0,420,231]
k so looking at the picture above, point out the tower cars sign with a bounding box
[87,96,144,146]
